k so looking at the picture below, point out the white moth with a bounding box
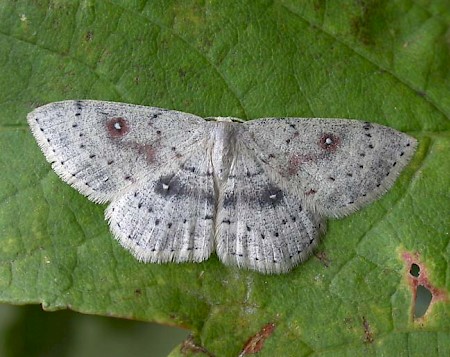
[28,100,417,274]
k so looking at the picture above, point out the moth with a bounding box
[28,100,417,274]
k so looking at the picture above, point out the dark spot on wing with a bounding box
[319,133,340,152]
[154,174,215,205]
[259,184,284,207]
[363,122,372,130]
[223,182,284,209]
[223,191,236,208]
[106,117,129,138]
[182,164,196,173]
[154,175,183,198]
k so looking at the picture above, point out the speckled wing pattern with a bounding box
[105,143,216,263]
[28,100,215,264]
[215,138,325,273]
[28,100,417,274]
[215,119,416,273]
[243,118,417,218]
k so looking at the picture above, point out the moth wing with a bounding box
[244,118,417,218]
[216,139,324,274]
[105,138,215,263]
[27,100,206,203]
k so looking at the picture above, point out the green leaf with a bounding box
[0,1,449,356]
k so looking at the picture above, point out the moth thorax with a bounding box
[210,122,238,183]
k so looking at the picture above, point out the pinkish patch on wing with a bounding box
[137,144,157,164]
[125,142,158,165]
[286,154,314,176]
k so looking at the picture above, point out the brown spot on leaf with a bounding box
[315,251,331,267]
[416,91,426,97]
[85,31,93,41]
[402,251,449,320]
[239,322,275,356]
[180,335,214,357]
[362,317,374,343]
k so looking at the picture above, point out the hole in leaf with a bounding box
[414,285,432,318]
[409,263,420,277]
